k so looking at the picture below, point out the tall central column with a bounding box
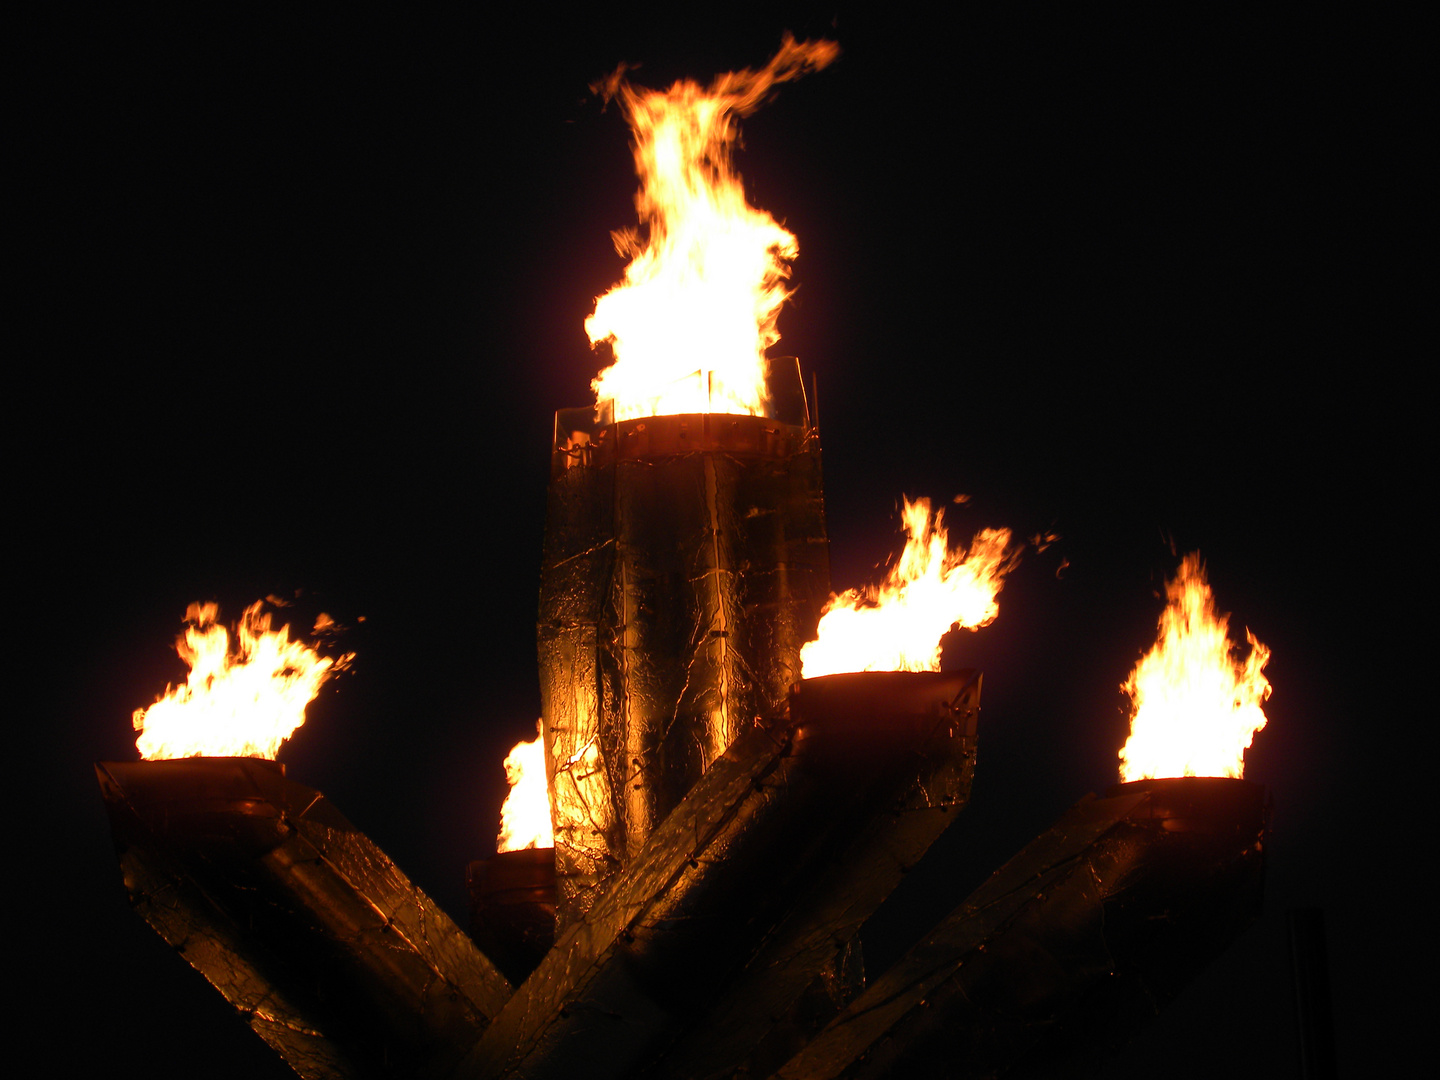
[537,373,829,926]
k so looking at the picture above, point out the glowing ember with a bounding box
[587,34,839,421]
[497,722,554,852]
[134,601,350,760]
[1119,554,1271,781]
[800,497,1018,678]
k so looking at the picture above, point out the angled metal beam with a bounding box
[97,758,513,1079]
[772,777,1267,1080]
[460,670,980,1080]
[640,671,981,1080]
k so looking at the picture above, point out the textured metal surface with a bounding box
[459,671,978,1080]
[97,758,513,1080]
[773,776,1268,1080]
[538,395,831,928]
[644,671,981,1080]
[467,849,557,987]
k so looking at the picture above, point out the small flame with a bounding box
[497,721,554,852]
[133,601,350,760]
[587,35,839,421]
[800,498,1018,678]
[1118,554,1271,781]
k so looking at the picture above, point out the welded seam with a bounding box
[832,853,1094,1026]
[285,829,496,1021]
[704,454,731,753]
[547,538,615,572]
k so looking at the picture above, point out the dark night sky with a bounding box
[15,6,1416,1077]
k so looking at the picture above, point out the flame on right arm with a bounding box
[1118,554,1271,781]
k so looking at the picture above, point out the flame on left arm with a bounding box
[133,601,351,760]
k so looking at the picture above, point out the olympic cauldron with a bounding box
[97,361,1266,1079]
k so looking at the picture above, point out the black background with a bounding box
[16,5,1415,1077]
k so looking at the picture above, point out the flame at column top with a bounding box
[586,35,839,422]
[1119,554,1271,782]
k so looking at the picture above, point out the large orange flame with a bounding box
[1119,554,1271,781]
[497,721,554,852]
[800,498,1018,678]
[587,35,839,421]
[133,601,350,760]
